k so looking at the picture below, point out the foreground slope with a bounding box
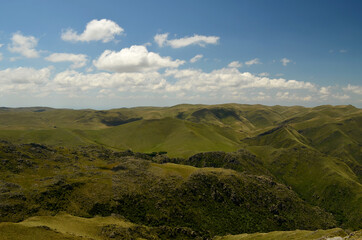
[1,214,360,240]
[214,228,362,240]
[0,142,335,237]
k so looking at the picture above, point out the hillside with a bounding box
[0,103,361,238]
[0,142,336,236]
[1,214,360,240]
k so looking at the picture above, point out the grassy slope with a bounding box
[81,117,242,157]
[0,213,133,240]
[245,125,362,229]
[215,228,362,240]
[0,142,336,237]
[1,104,359,159]
[1,214,359,240]
[0,103,361,231]
[0,223,88,240]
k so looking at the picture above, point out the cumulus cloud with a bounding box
[0,67,51,92]
[228,61,242,68]
[276,92,312,101]
[3,65,349,106]
[10,57,20,62]
[318,86,331,100]
[258,72,269,77]
[0,43,3,48]
[245,58,261,66]
[61,19,124,43]
[164,67,315,93]
[333,94,350,100]
[48,67,315,98]
[154,33,219,48]
[281,58,291,66]
[52,70,167,93]
[93,45,185,72]
[8,33,40,58]
[154,33,169,47]
[343,84,362,95]
[190,54,203,63]
[14,66,314,98]
[319,86,330,95]
[45,53,88,68]
[276,91,290,99]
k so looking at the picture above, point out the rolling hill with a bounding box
[0,103,361,238]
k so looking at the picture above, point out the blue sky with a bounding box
[0,0,361,108]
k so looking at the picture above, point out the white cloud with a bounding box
[45,53,88,68]
[10,57,20,62]
[228,61,242,68]
[303,96,313,101]
[37,66,316,98]
[154,33,169,47]
[0,67,51,92]
[164,68,315,93]
[93,45,185,72]
[276,91,312,101]
[52,70,167,93]
[4,65,355,106]
[0,53,2,61]
[343,84,362,95]
[190,54,203,63]
[339,49,347,53]
[258,72,269,77]
[0,43,3,48]
[245,58,261,66]
[276,91,290,99]
[281,58,291,66]
[319,86,330,95]
[61,19,124,43]
[319,86,331,100]
[154,33,219,48]
[8,33,40,58]
[333,94,350,100]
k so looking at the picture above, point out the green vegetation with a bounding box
[0,104,361,239]
[1,214,360,240]
[0,142,335,236]
[214,228,362,240]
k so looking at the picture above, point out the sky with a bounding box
[0,0,361,109]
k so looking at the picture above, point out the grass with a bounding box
[0,213,134,240]
[0,142,337,236]
[81,117,242,157]
[1,214,358,240]
[0,103,361,235]
[0,223,88,240]
[214,228,350,240]
[149,162,198,179]
[19,213,133,239]
[0,104,360,158]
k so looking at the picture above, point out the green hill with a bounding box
[0,103,361,236]
[0,142,335,237]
